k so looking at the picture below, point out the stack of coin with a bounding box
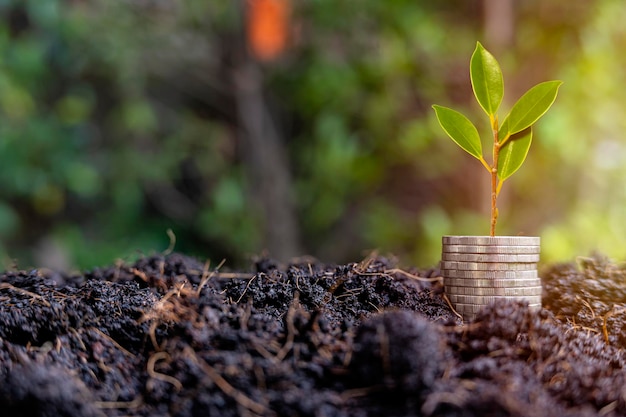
[441,236,542,321]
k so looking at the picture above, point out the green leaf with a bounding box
[497,126,532,180]
[470,42,504,117]
[432,105,482,160]
[500,80,562,137]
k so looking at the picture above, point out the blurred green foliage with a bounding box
[0,0,623,269]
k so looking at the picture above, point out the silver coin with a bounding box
[453,301,543,313]
[444,285,543,296]
[441,269,538,279]
[440,261,537,271]
[452,302,486,313]
[447,294,542,305]
[442,244,541,254]
[454,303,542,322]
[441,253,540,263]
[444,277,541,288]
[443,236,540,246]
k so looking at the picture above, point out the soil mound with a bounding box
[0,253,624,416]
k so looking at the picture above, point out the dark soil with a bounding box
[0,252,625,417]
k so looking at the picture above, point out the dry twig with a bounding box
[94,397,143,410]
[147,351,183,392]
[385,268,444,283]
[275,292,299,361]
[0,283,50,307]
[184,346,271,416]
[442,293,463,321]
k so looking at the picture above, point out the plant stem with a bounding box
[490,119,500,237]
[490,156,498,236]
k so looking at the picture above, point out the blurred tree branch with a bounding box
[483,0,514,53]
[233,1,301,261]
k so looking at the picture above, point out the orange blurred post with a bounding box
[246,0,290,61]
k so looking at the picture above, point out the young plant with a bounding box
[432,42,561,236]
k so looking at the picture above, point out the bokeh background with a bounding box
[0,0,623,270]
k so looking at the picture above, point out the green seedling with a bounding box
[433,42,562,236]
